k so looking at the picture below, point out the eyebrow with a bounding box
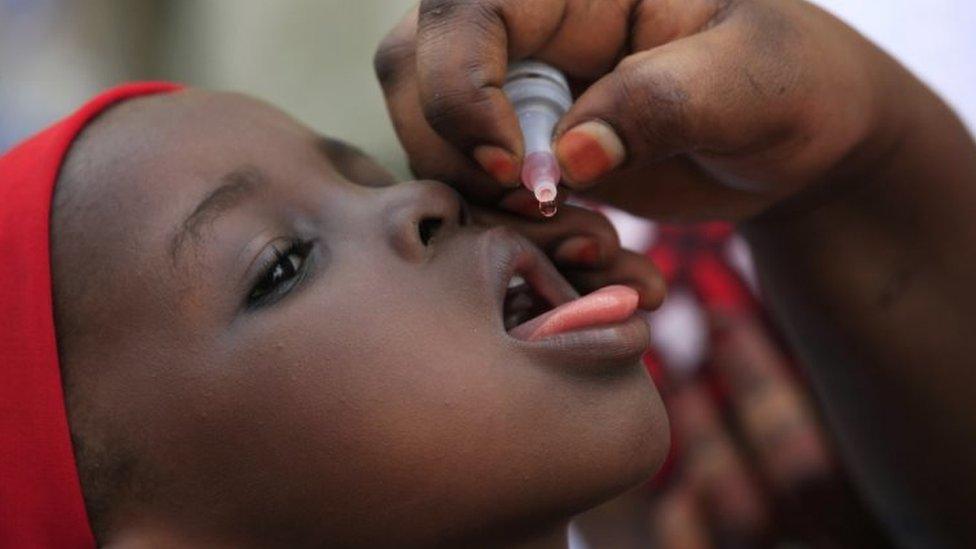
[317,135,360,157]
[169,166,266,264]
[315,136,365,174]
[166,137,362,265]
[316,136,396,188]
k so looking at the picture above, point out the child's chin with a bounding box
[601,391,670,495]
[556,379,670,517]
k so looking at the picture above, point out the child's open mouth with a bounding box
[503,274,549,332]
[489,228,641,343]
[503,274,639,341]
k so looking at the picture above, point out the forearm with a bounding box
[743,68,976,545]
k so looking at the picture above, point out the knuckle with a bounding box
[703,0,738,31]
[420,90,464,131]
[419,0,501,35]
[373,32,415,90]
[421,85,493,138]
[418,0,465,25]
[577,210,620,252]
[613,62,692,155]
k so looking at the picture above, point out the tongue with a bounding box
[509,285,639,341]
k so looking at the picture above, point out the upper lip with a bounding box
[477,226,651,371]
[480,226,578,334]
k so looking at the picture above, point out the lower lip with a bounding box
[508,315,651,373]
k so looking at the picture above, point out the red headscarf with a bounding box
[0,82,181,548]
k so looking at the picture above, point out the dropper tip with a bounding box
[533,181,557,204]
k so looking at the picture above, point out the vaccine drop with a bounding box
[503,62,572,219]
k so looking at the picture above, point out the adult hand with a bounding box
[375,0,895,221]
[472,203,666,310]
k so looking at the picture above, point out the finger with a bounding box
[413,0,564,163]
[630,0,737,51]
[526,0,640,80]
[413,0,641,177]
[375,6,515,202]
[651,485,713,549]
[576,157,763,222]
[373,4,420,96]
[374,0,616,193]
[563,250,666,310]
[555,8,803,188]
[473,204,667,310]
[497,186,571,220]
[710,313,834,493]
[667,383,769,543]
[472,203,622,268]
[709,313,893,545]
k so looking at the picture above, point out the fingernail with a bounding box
[555,120,625,183]
[499,191,538,217]
[553,236,601,266]
[473,145,520,186]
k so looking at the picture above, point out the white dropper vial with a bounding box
[503,61,572,217]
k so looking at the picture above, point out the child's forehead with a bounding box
[95,90,321,162]
[69,90,345,201]
[81,90,395,198]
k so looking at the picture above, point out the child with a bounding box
[0,83,668,547]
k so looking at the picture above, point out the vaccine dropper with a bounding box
[503,61,572,217]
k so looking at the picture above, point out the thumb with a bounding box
[554,42,704,189]
[554,29,791,190]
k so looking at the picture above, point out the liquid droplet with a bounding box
[539,201,557,218]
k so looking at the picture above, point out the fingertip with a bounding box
[473,144,521,187]
[555,120,626,185]
[643,275,668,311]
[552,236,602,267]
[499,189,542,218]
[629,269,668,311]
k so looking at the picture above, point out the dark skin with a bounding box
[376,0,976,545]
[50,90,670,547]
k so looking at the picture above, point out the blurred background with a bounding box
[2,0,974,165]
[0,0,417,173]
[2,1,973,547]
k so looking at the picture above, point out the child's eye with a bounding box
[247,240,313,308]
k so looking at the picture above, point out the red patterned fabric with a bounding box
[649,222,755,315]
[0,82,181,549]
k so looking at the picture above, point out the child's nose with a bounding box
[383,180,467,262]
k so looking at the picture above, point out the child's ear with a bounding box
[471,203,666,311]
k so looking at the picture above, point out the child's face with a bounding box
[57,90,667,546]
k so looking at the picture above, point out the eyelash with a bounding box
[247,239,314,309]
